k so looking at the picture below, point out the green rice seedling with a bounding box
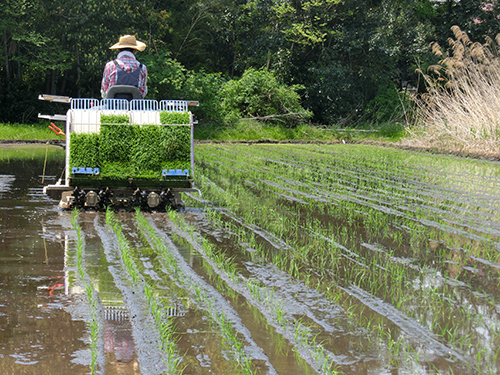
[70,115,191,179]
[134,210,257,374]
[100,114,130,124]
[160,111,191,125]
[191,143,500,373]
[105,209,182,372]
[71,210,102,375]
[167,209,342,374]
[69,132,100,169]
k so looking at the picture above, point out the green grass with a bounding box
[0,144,64,161]
[194,119,409,143]
[1,119,407,144]
[0,122,63,140]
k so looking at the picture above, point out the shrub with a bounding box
[141,52,187,100]
[365,84,412,123]
[182,70,224,123]
[219,67,312,126]
[142,51,225,123]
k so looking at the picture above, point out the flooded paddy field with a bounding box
[1,143,500,374]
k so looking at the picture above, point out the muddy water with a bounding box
[0,145,89,374]
[0,146,151,374]
[0,145,314,374]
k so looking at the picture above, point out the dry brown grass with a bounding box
[404,26,500,157]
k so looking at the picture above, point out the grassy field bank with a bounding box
[0,119,406,144]
[0,122,62,141]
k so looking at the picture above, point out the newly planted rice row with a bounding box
[164,210,340,374]
[70,211,104,374]
[187,143,500,374]
[65,143,500,374]
[133,210,261,374]
[105,209,182,373]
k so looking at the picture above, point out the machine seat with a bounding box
[105,85,142,101]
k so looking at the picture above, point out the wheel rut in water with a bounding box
[92,214,169,374]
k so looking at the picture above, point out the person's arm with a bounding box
[140,64,148,98]
[101,61,114,98]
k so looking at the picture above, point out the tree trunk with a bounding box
[51,70,57,94]
[3,30,9,81]
[76,44,81,97]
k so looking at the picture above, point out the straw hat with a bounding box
[109,35,146,52]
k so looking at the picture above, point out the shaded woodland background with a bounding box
[1,0,499,126]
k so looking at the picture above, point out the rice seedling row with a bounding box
[104,209,183,373]
[196,161,497,290]
[188,143,500,374]
[93,214,175,374]
[70,211,104,374]
[198,145,496,280]
[162,210,343,374]
[208,145,500,236]
[185,195,486,373]
[132,210,273,374]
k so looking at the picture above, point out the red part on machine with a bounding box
[49,122,65,135]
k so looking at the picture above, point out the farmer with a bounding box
[101,35,148,99]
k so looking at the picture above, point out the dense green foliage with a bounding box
[2,0,499,127]
[159,111,191,125]
[70,132,100,167]
[219,68,312,125]
[70,124,191,179]
[100,115,130,124]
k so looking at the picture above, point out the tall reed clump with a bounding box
[410,25,500,157]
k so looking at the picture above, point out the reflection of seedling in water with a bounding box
[134,210,256,374]
[185,143,500,373]
[71,210,102,375]
[106,209,182,372]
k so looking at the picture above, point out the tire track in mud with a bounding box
[187,205,484,373]
[189,173,494,374]
[200,164,500,288]
[258,175,500,247]
[173,208,404,373]
[93,215,170,375]
[342,284,470,365]
[137,214,279,375]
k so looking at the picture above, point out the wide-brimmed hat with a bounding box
[109,35,146,52]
